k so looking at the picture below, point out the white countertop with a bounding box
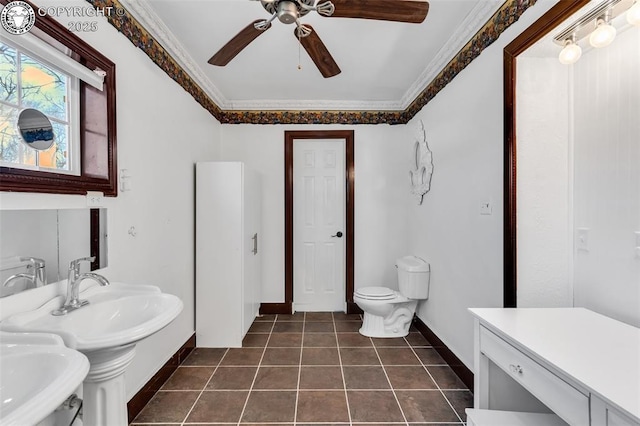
[469,308,640,422]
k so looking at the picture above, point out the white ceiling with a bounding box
[120,0,504,111]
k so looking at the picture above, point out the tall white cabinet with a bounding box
[196,162,262,347]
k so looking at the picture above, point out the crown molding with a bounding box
[399,0,504,109]
[227,99,404,111]
[118,0,229,109]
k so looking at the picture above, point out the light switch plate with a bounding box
[576,228,589,251]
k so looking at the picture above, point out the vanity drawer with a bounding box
[480,326,590,426]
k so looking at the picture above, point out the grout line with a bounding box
[293,312,305,425]
[405,344,466,423]
[235,317,277,426]
[160,387,454,392]
[333,311,353,426]
[370,338,410,425]
[141,315,467,426]
[179,347,229,426]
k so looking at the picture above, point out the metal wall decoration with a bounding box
[409,120,433,205]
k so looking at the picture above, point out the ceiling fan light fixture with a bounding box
[277,1,299,24]
[296,23,312,38]
[316,1,335,17]
[210,0,430,78]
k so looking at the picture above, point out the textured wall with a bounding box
[516,57,573,308]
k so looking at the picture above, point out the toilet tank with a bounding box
[396,256,430,299]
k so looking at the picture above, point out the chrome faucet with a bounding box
[2,257,47,289]
[52,256,110,316]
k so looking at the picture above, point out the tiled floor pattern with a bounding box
[132,312,473,425]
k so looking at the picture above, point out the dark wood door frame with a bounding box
[503,0,590,308]
[283,130,356,314]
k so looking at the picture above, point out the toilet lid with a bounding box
[355,286,396,300]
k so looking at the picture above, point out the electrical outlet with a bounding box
[86,191,104,207]
[480,201,492,215]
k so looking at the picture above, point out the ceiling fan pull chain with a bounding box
[298,30,302,70]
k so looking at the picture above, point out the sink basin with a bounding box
[0,332,89,426]
[0,283,184,351]
[0,282,183,425]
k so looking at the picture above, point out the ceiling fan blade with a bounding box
[208,20,271,66]
[322,0,429,23]
[296,26,341,78]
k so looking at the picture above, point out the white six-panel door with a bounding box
[293,139,346,312]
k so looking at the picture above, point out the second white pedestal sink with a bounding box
[0,283,183,426]
[0,332,89,426]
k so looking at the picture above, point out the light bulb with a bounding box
[589,18,616,48]
[559,39,582,64]
[628,1,640,26]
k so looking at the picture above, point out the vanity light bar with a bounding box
[553,0,634,46]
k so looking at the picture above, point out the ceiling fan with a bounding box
[208,0,430,78]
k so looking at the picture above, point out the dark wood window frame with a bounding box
[0,0,117,196]
[284,130,356,314]
[503,0,590,307]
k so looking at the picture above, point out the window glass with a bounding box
[20,52,67,121]
[0,106,19,164]
[0,44,17,104]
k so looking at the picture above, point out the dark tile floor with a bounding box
[131,312,473,425]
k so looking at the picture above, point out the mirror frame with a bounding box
[0,0,117,196]
[502,0,590,307]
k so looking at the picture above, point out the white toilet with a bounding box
[354,255,430,338]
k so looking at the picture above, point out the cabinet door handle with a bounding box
[252,233,258,255]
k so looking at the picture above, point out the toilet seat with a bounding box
[355,286,396,300]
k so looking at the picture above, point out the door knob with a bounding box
[331,231,343,238]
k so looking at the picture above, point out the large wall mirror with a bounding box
[504,0,639,326]
[0,208,107,297]
[0,0,117,196]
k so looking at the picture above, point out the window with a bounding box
[0,2,117,197]
[0,41,80,174]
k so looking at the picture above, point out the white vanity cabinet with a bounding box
[469,308,640,426]
[196,162,262,347]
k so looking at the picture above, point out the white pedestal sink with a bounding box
[0,332,89,426]
[0,283,183,426]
